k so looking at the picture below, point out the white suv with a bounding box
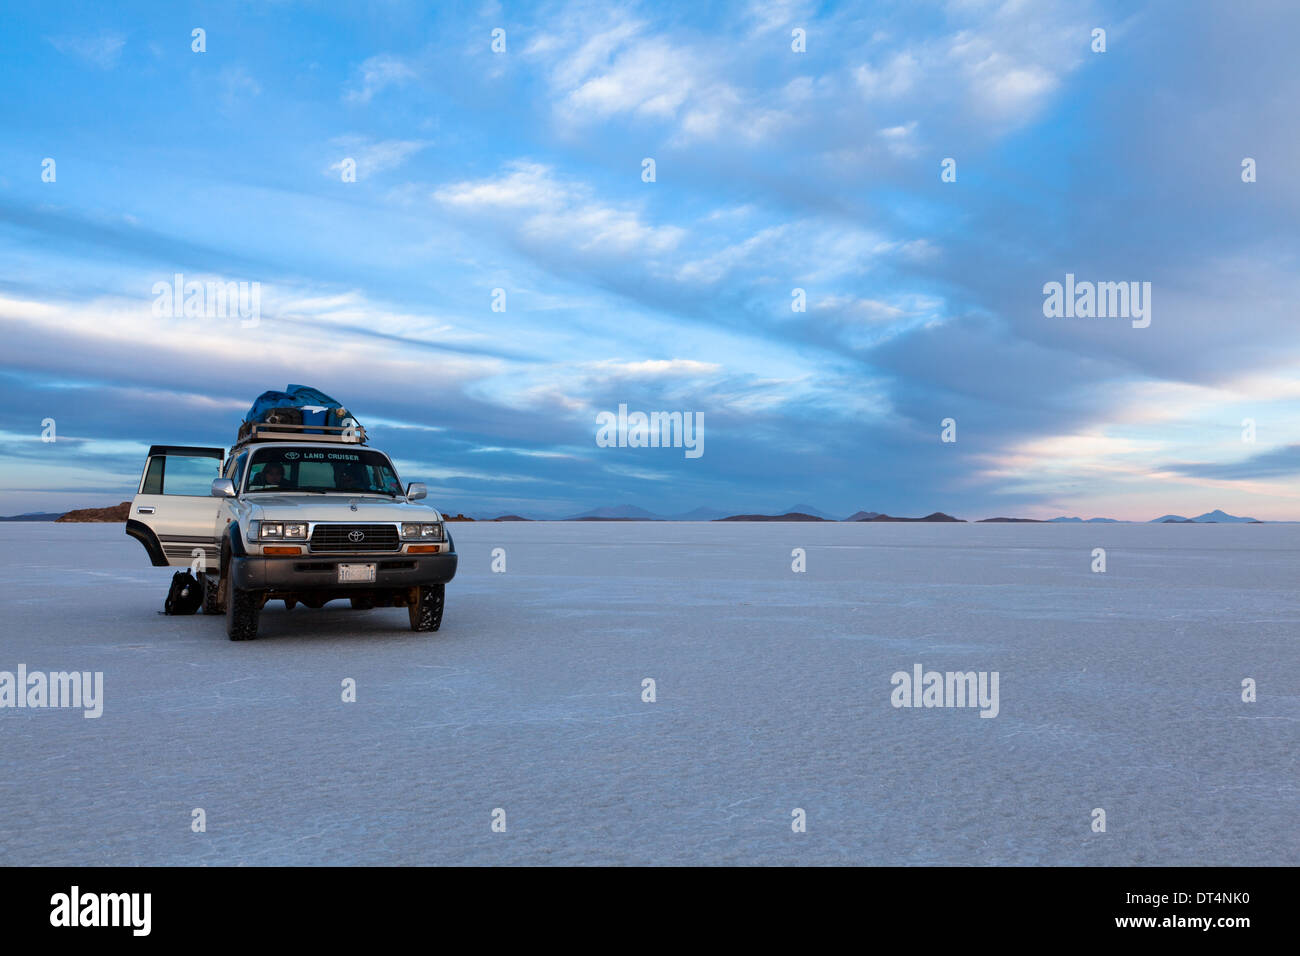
[126,424,457,640]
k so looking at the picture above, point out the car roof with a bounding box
[240,444,384,452]
[234,442,391,455]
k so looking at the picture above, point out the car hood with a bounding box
[243,495,444,523]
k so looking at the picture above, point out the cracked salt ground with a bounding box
[0,521,1296,865]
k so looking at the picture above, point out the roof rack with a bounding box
[234,421,368,448]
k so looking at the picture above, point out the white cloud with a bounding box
[434,161,685,256]
[879,120,921,158]
[853,52,920,99]
[584,359,722,379]
[218,66,261,110]
[326,137,429,181]
[530,13,794,144]
[48,34,125,69]
[851,0,1091,129]
[344,54,417,105]
[675,220,907,287]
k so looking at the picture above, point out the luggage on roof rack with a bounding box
[235,420,367,446]
[244,384,358,435]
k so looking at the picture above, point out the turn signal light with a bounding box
[263,546,303,555]
[407,545,440,554]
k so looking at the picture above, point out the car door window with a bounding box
[141,454,222,495]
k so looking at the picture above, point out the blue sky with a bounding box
[2,0,1298,519]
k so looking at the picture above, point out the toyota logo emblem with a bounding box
[348,530,365,542]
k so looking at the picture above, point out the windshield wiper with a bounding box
[247,488,327,494]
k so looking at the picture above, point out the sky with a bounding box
[1,0,1298,520]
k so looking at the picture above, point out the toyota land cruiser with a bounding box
[125,421,457,640]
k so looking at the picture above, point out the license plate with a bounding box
[337,563,376,583]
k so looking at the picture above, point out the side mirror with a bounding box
[211,478,237,498]
[405,482,427,501]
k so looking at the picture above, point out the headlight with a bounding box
[402,522,444,541]
[261,522,306,538]
[258,522,305,539]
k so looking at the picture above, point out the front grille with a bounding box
[309,523,400,552]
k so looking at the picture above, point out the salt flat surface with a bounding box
[0,521,1296,866]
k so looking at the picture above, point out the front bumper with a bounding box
[231,551,457,592]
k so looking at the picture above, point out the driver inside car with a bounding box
[249,461,290,489]
[337,462,368,491]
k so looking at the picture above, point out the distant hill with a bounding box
[1048,516,1123,523]
[978,517,1044,523]
[864,512,964,522]
[56,502,130,522]
[783,503,838,520]
[489,514,532,521]
[0,512,63,522]
[716,512,828,522]
[844,510,882,521]
[1149,510,1257,523]
[1191,509,1258,523]
[669,506,729,520]
[564,505,663,521]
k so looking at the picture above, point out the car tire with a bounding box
[200,572,224,615]
[408,583,444,632]
[227,585,262,641]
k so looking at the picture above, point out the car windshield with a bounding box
[245,447,404,496]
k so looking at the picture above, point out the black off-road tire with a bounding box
[226,586,262,641]
[201,572,223,615]
[408,583,445,632]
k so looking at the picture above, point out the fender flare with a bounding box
[227,522,249,558]
[125,518,168,567]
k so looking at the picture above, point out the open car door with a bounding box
[125,445,225,570]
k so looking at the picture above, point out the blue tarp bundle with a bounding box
[244,385,354,432]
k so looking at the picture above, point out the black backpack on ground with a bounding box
[164,571,203,615]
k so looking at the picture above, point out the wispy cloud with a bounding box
[326,137,430,181]
[218,65,261,110]
[343,54,416,104]
[433,161,685,256]
[1164,445,1300,481]
[48,33,125,69]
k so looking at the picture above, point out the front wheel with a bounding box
[408,583,445,632]
[227,585,262,641]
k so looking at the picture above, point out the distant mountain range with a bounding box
[717,512,828,522]
[1148,509,1260,524]
[561,504,730,521]
[852,512,963,522]
[547,507,1264,523]
[1,503,1269,524]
